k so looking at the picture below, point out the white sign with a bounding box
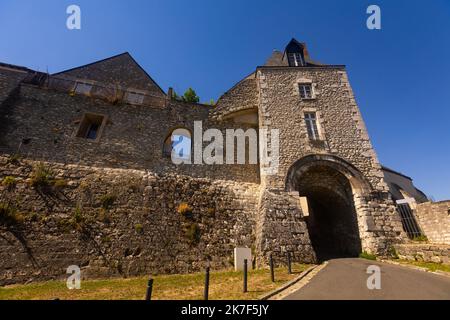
[234,247,252,272]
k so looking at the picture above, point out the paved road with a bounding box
[285,258,450,300]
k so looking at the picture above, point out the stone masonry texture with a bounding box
[1,39,442,285]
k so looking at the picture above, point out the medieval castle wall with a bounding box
[0,41,412,284]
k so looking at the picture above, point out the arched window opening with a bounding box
[163,128,192,163]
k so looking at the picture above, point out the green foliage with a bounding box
[185,223,201,245]
[2,176,17,191]
[359,251,377,261]
[412,235,428,242]
[182,88,200,103]
[100,194,117,210]
[30,164,55,189]
[205,99,215,106]
[0,202,23,226]
[70,206,86,232]
[388,246,399,259]
[134,224,143,234]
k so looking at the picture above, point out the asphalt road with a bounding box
[284,258,450,300]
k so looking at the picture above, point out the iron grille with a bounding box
[396,203,423,239]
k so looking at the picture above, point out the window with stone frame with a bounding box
[74,81,93,95]
[304,112,320,140]
[125,91,145,105]
[76,113,106,141]
[298,83,313,99]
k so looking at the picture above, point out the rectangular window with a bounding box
[74,82,93,95]
[299,84,312,99]
[76,113,106,141]
[125,91,145,105]
[86,123,100,140]
[304,112,320,140]
[288,52,304,66]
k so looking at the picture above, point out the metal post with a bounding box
[204,267,210,300]
[269,254,275,282]
[287,252,292,274]
[145,278,154,301]
[243,259,248,293]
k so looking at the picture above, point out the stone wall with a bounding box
[213,74,258,120]
[415,201,450,245]
[0,83,259,184]
[394,244,450,265]
[0,156,259,285]
[255,189,316,265]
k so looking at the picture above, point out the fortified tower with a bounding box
[214,39,405,264]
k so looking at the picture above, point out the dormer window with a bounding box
[288,52,304,67]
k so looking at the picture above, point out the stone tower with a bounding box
[214,39,405,264]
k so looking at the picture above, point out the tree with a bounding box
[182,88,200,103]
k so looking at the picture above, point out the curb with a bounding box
[380,259,450,279]
[259,265,318,301]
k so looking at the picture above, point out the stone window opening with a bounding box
[76,113,107,142]
[73,81,93,95]
[163,128,192,162]
[298,83,313,99]
[125,90,145,105]
[304,112,320,140]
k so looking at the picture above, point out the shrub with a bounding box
[70,206,86,232]
[0,202,24,226]
[177,202,193,217]
[359,251,377,261]
[30,164,55,189]
[2,176,17,191]
[100,194,117,210]
[388,246,399,259]
[185,223,201,245]
[134,224,143,234]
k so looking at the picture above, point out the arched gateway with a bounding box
[285,155,372,261]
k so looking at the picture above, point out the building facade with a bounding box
[0,39,409,284]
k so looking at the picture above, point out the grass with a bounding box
[29,163,55,189]
[412,235,428,242]
[359,251,377,261]
[0,264,311,300]
[395,260,450,273]
[0,202,23,226]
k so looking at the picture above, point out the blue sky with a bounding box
[0,0,449,200]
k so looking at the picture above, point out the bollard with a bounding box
[287,252,292,274]
[269,254,275,282]
[204,267,210,300]
[243,259,248,293]
[145,278,154,301]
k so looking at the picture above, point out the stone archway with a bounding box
[286,155,372,261]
